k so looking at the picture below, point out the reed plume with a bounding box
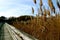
[57,0,60,9]
[32,7,34,14]
[48,0,55,13]
[33,0,36,4]
[43,6,47,21]
[40,7,43,16]
[40,0,43,6]
[40,0,43,11]
[38,8,40,16]
[47,10,50,16]
[40,0,43,16]
[43,6,46,16]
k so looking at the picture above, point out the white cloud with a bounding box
[0,0,33,17]
[0,4,32,17]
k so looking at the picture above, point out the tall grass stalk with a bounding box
[48,0,55,13]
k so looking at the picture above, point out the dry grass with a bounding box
[8,15,60,40]
[7,0,60,40]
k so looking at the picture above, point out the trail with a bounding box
[0,23,38,40]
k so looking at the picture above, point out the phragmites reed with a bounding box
[57,0,60,9]
[48,0,55,13]
[38,8,40,16]
[43,7,46,16]
[32,7,34,14]
[31,7,34,21]
[40,0,43,6]
[40,0,43,16]
[40,7,43,16]
[43,6,47,21]
[33,0,36,4]
[47,10,50,16]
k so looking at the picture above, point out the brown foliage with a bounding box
[8,15,60,40]
[7,0,60,40]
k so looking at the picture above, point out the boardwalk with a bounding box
[0,23,38,40]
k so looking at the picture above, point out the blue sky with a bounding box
[0,0,59,17]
